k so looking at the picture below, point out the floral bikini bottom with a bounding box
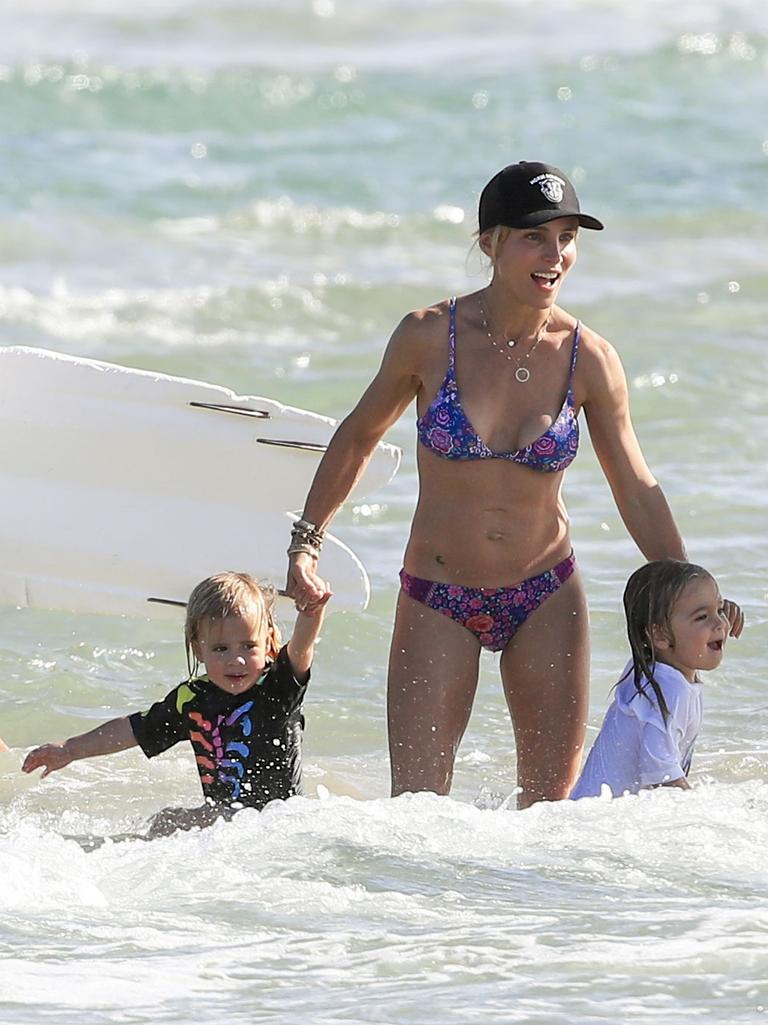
[398,552,576,652]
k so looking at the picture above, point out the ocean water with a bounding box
[1,1,768,1022]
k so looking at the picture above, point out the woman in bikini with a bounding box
[286,160,742,807]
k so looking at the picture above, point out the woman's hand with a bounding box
[286,551,329,610]
[722,598,744,638]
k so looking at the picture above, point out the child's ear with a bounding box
[191,638,205,663]
[266,625,279,660]
[649,624,673,651]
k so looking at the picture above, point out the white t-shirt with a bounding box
[570,660,703,800]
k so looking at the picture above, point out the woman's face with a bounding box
[481,216,579,308]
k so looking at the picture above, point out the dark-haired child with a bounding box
[570,560,727,800]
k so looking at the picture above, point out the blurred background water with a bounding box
[1,2,767,1022]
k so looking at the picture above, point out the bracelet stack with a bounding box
[287,518,325,559]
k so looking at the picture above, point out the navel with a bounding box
[484,528,507,542]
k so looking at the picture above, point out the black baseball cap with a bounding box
[478,161,604,232]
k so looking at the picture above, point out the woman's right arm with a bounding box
[21,717,137,778]
[287,313,425,603]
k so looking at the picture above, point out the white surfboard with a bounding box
[0,346,401,618]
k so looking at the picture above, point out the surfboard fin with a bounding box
[255,438,327,452]
[189,401,271,418]
[147,589,290,608]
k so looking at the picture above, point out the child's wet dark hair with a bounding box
[184,572,281,679]
[622,559,716,720]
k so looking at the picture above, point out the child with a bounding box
[570,559,727,800]
[22,572,330,835]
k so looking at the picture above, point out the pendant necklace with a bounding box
[477,295,550,384]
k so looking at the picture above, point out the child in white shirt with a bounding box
[571,559,727,800]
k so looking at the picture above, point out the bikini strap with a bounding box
[448,296,457,371]
[567,320,581,385]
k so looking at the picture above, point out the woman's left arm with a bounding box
[581,330,743,636]
[581,331,685,561]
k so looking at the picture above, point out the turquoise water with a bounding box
[1,2,767,1022]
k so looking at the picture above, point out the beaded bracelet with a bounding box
[287,541,320,559]
[288,518,325,559]
[290,518,325,551]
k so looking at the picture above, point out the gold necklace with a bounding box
[476,295,550,384]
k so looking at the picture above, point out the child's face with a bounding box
[653,576,727,682]
[192,613,271,694]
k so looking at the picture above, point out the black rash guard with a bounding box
[129,646,307,809]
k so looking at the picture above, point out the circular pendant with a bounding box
[515,366,530,383]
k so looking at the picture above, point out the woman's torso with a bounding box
[404,294,584,587]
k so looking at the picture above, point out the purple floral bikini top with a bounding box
[416,296,581,472]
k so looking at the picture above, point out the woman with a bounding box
[286,160,742,807]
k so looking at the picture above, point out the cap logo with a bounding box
[530,173,565,204]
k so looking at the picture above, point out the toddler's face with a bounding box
[653,576,727,682]
[193,613,270,694]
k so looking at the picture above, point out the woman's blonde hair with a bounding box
[184,572,281,678]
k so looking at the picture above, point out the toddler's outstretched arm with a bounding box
[21,717,137,778]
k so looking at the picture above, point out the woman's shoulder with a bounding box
[571,318,620,365]
[567,317,628,403]
[394,298,452,342]
[385,298,455,373]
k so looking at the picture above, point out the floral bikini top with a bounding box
[416,296,581,472]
